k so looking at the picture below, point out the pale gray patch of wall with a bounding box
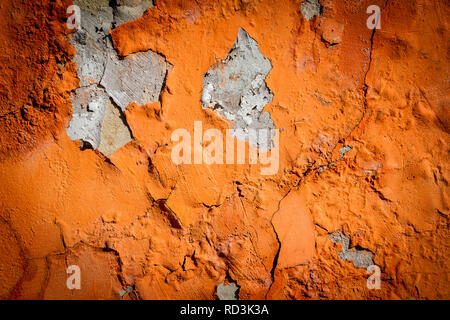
[71,7,113,87]
[339,145,353,159]
[68,1,167,155]
[101,50,169,111]
[301,0,322,21]
[67,85,109,149]
[318,161,335,173]
[201,27,276,151]
[98,100,133,156]
[216,281,239,300]
[328,232,374,268]
[113,0,154,26]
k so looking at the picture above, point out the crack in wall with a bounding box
[265,221,281,299]
[290,0,390,180]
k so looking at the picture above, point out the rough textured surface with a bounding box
[216,280,240,300]
[328,232,374,268]
[75,0,153,25]
[67,0,166,155]
[0,0,449,301]
[101,50,169,111]
[71,26,109,87]
[339,145,353,159]
[73,0,109,14]
[98,100,132,156]
[114,0,154,26]
[67,85,109,149]
[301,0,322,21]
[202,27,275,150]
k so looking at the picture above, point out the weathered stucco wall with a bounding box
[0,0,448,299]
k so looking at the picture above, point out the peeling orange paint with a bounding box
[0,0,449,300]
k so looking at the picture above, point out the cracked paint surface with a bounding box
[0,0,449,300]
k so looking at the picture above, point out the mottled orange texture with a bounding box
[0,0,77,160]
[0,0,449,300]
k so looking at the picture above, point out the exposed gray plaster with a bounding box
[328,232,374,268]
[74,0,153,27]
[98,100,133,156]
[201,27,276,151]
[71,34,106,88]
[301,0,322,21]
[74,0,110,15]
[67,85,109,149]
[100,49,169,111]
[216,280,239,300]
[71,7,113,87]
[119,285,134,298]
[339,145,353,159]
[68,1,167,156]
[318,161,335,173]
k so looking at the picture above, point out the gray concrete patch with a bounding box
[119,285,134,298]
[74,0,153,26]
[79,5,114,39]
[328,231,374,268]
[339,247,374,269]
[67,85,109,149]
[74,0,110,15]
[71,30,108,87]
[339,145,353,159]
[301,0,322,21]
[113,0,154,26]
[201,27,276,151]
[216,280,239,300]
[98,100,132,156]
[68,1,167,156]
[100,49,169,111]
